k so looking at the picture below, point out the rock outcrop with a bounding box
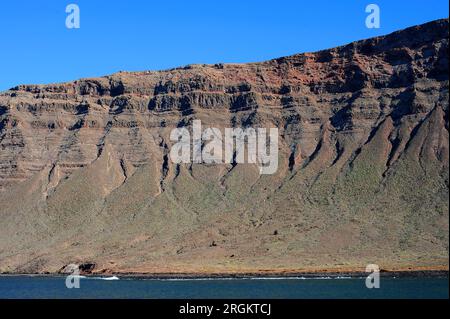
[0,19,448,274]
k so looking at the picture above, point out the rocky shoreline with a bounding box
[1,269,448,279]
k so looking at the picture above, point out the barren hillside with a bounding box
[0,19,448,274]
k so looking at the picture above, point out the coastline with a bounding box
[1,267,448,279]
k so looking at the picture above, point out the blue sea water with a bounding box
[0,276,447,299]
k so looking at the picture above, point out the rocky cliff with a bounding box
[0,19,448,274]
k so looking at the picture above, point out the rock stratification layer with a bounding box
[0,19,448,274]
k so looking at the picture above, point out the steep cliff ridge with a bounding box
[0,19,448,274]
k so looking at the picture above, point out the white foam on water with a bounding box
[101,276,119,280]
[83,276,119,280]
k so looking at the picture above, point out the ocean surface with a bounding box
[0,276,448,299]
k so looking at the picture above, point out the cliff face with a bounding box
[0,19,448,274]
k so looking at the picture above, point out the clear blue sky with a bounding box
[0,0,448,91]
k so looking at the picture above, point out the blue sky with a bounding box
[0,0,448,91]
